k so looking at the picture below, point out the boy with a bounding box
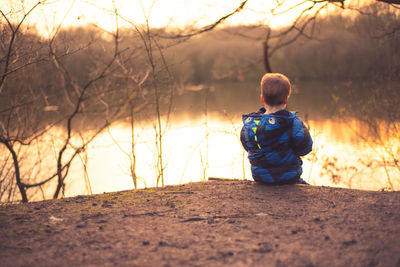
[240,73,313,184]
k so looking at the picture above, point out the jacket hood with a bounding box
[242,107,296,148]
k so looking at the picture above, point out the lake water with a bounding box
[60,116,398,198]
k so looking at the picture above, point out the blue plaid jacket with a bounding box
[240,107,313,183]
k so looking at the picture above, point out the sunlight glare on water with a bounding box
[71,118,247,196]
[64,117,399,198]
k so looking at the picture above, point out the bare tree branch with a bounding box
[377,0,400,4]
[0,1,42,93]
[158,0,249,39]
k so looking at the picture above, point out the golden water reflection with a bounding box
[64,117,399,197]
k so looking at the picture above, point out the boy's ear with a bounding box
[283,96,289,104]
[260,95,265,104]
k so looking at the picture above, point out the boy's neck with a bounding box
[264,104,287,114]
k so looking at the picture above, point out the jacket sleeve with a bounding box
[291,117,313,156]
[240,118,259,153]
[240,126,250,152]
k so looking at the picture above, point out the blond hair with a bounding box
[260,73,291,106]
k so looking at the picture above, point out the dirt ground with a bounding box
[0,179,399,267]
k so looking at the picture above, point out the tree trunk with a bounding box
[262,41,273,73]
[2,141,28,202]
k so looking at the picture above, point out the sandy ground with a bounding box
[0,179,399,267]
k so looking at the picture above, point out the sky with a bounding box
[0,0,346,36]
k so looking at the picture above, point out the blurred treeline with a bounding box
[2,5,399,119]
[167,5,399,84]
[0,27,156,127]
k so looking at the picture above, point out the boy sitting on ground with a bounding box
[240,73,313,184]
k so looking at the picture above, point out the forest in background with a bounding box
[1,4,399,119]
[2,5,399,124]
[1,2,399,202]
[2,5,400,103]
[167,5,399,84]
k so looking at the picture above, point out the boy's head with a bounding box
[260,73,291,107]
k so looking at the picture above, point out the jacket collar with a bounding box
[258,107,291,117]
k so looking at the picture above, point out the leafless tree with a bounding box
[0,0,152,202]
[46,0,139,198]
[0,1,50,202]
[114,3,177,187]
